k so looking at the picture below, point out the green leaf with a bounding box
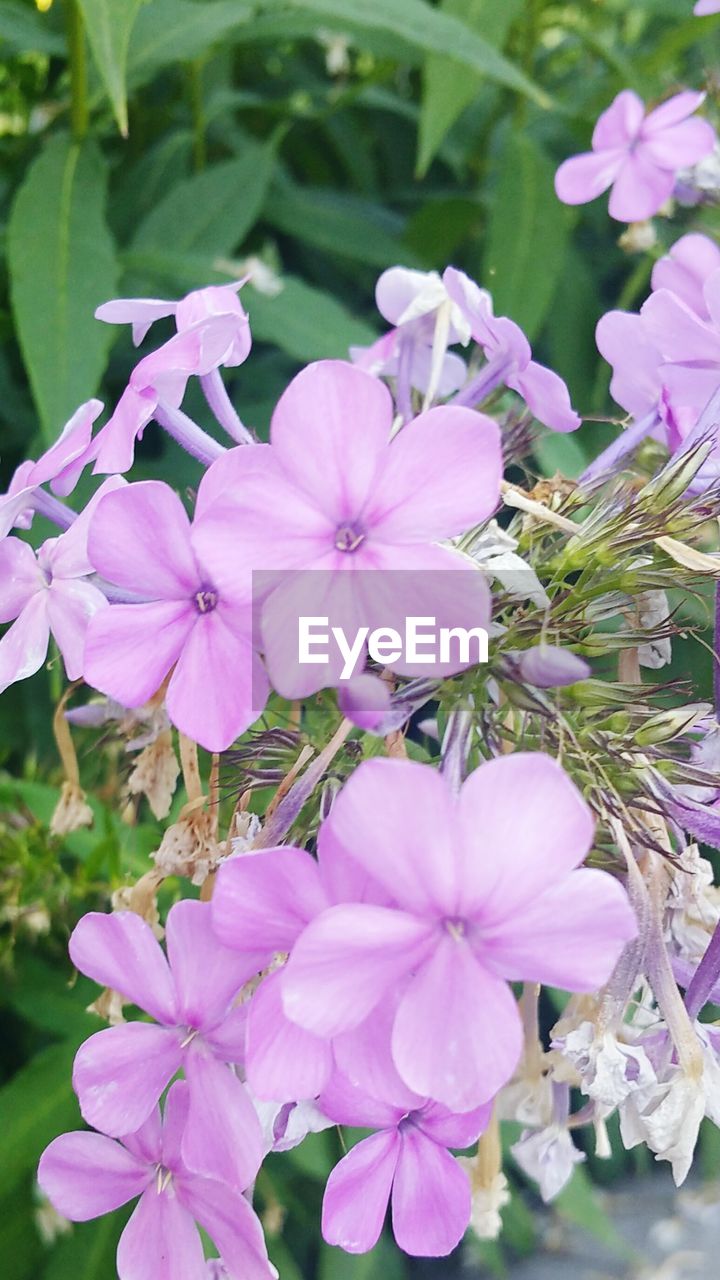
[7,135,118,444]
[484,130,570,340]
[77,0,144,136]
[258,0,548,107]
[128,0,253,88]
[0,1183,42,1280]
[0,2,64,55]
[131,143,275,256]
[43,1209,130,1280]
[264,180,418,268]
[246,278,376,360]
[318,1235,406,1280]
[417,0,523,177]
[0,1042,80,1199]
[554,1165,631,1258]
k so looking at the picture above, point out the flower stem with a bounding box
[685,918,720,1020]
[66,0,89,141]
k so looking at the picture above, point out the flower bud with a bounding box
[517,645,590,689]
[634,702,710,747]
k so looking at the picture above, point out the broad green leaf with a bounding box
[77,0,144,136]
[0,1184,42,1280]
[128,0,253,88]
[0,1042,80,1198]
[257,0,548,107]
[44,1209,130,1280]
[264,180,418,268]
[484,130,569,340]
[246,278,376,360]
[417,0,523,177]
[131,143,275,256]
[4,952,99,1041]
[554,1165,631,1257]
[7,135,118,444]
[0,1,65,56]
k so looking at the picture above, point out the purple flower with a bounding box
[651,232,720,320]
[515,645,590,689]
[555,90,716,222]
[318,1007,490,1256]
[0,478,123,695]
[442,268,580,432]
[193,360,501,699]
[38,1082,273,1280]
[96,281,250,362]
[640,269,720,422]
[83,478,268,752]
[281,754,637,1112]
[695,0,720,13]
[0,400,104,540]
[350,327,466,399]
[211,834,391,1104]
[69,900,264,1191]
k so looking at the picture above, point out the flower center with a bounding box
[155,1164,173,1193]
[335,522,366,553]
[194,587,218,613]
[444,917,467,941]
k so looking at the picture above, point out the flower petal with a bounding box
[179,1172,274,1280]
[47,579,108,681]
[0,593,49,695]
[608,153,675,222]
[554,150,623,205]
[212,846,328,959]
[72,1023,183,1137]
[165,899,260,1032]
[83,600,193,708]
[182,1050,263,1192]
[642,90,706,134]
[481,867,636,990]
[642,119,716,170]
[87,481,199,598]
[0,537,41,622]
[392,938,522,1110]
[322,1130,400,1254]
[282,904,434,1037]
[319,758,458,915]
[117,1186,206,1280]
[415,1101,490,1149]
[69,911,177,1023]
[592,90,644,148]
[270,360,394,520]
[392,1127,471,1256]
[511,361,581,433]
[165,608,267,752]
[38,1131,149,1221]
[246,970,333,1101]
[363,407,502,542]
[456,752,595,921]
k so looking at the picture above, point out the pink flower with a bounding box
[281,754,637,1112]
[640,268,720,421]
[318,1008,490,1256]
[0,478,123,695]
[83,478,268,752]
[69,901,264,1191]
[695,0,720,14]
[38,1082,273,1280]
[555,90,716,221]
[211,833,391,1104]
[0,400,103,539]
[443,268,580,432]
[650,232,720,320]
[96,281,251,362]
[193,360,501,698]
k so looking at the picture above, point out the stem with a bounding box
[66,0,89,141]
[154,404,226,467]
[451,354,512,409]
[31,488,77,530]
[200,370,254,445]
[578,410,660,490]
[253,718,354,849]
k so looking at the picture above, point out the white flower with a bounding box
[511,1124,585,1202]
[456,1165,510,1240]
[620,1069,706,1186]
[460,520,550,609]
[557,1020,657,1108]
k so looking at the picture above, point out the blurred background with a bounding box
[1,1,720,1277]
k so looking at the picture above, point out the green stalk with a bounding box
[66,0,89,141]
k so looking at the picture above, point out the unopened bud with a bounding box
[634,702,710,747]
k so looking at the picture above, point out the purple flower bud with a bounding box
[516,645,590,689]
[337,674,391,731]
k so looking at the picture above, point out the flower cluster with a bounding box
[4,51,720,1279]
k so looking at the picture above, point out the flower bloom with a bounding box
[38,1082,273,1280]
[318,1011,490,1256]
[555,90,716,221]
[442,267,580,432]
[695,0,720,13]
[281,754,637,1112]
[193,359,501,698]
[0,477,122,695]
[83,477,268,751]
[69,900,264,1191]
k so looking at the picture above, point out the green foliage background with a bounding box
[1,1,720,1277]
